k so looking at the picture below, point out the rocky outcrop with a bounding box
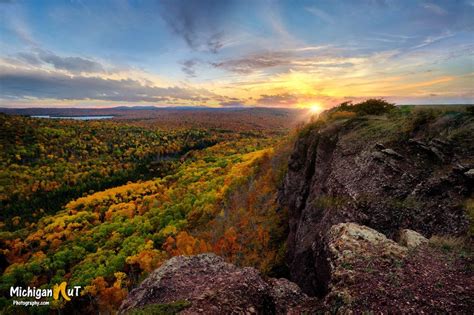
[323,223,473,313]
[121,225,473,314]
[398,228,429,248]
[324,223,406,310]
[327,223,408,263]
[119,254,315,314]
[279,114,473,295]
[323,223,408,309]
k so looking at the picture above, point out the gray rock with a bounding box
[398,229,429,249]
[464,169,474,179]
[324,223,408,310]
[327,223,408,263]
[381,148,404,159]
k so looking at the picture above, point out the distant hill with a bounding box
[0,107,307,131]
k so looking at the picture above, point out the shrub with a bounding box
[429,235,467,253]
[333,99,396,116]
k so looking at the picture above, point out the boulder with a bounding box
[119,254,313,314]
[324,223,408,310]
[398,229,429,249]
[327,223,408,262]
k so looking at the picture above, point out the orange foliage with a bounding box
[83,273,128,313]
[104,202,136,221]
[164,231,212,256]
[126,249,167,272]
[213,227,242,262]
[2,238,28,263]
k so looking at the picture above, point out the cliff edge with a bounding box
[279,109,473,296]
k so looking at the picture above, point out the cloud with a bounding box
[212,51,291,74]
[207,33,225,54]
[364,0,393,7]
[219,99,244,107]
[16,52,42,65]
[11,49,106,74]
[292,60,355,68]
[160,0,235,53]
[413,31,454,49]
[211,49,356,74]
[256,93,298,106]
[181,59,198,77]
[5,12,38,47]
[0,68,216,103]
[37,50,105,73]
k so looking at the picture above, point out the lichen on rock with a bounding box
[398,229,429,249]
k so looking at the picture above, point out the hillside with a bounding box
[0,115,293,313]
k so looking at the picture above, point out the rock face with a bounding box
[119,254,313,314]
[279,115,473,295]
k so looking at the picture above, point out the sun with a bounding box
[309,104,322,115]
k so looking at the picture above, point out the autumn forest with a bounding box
[0,108,304,313]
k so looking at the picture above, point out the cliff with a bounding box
[279,110,473,296]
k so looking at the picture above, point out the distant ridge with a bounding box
[0,106,305,123]
[112,106,159,110]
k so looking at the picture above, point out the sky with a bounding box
[0,0,473,109]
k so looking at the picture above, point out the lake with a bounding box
[31,115,114,120]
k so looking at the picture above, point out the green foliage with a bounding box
[297,119,327,137]
[300,99,397,136]
[334,99,396,116]
[429,236,471,256]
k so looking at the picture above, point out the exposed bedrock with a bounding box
[278,116,473,296]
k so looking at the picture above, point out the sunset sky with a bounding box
[0,0,473,109]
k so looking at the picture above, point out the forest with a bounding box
[0,109,298,313]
